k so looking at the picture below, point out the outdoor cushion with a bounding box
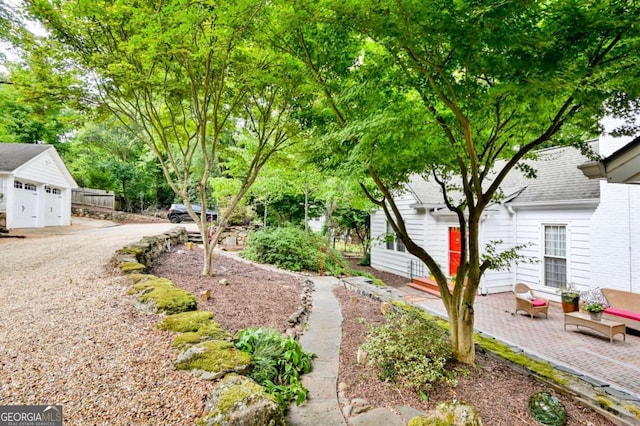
[580,287,609,307]
[531,299,547,307]
[517,291,534,300]
[604,307,640,322]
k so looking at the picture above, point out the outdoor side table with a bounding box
[564,311,626,344]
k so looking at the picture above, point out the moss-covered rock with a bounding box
[121,261,146,274]
[116,246,145,258]
[174,341,251,380]
[409,400,482,426]
[197,374,284,426]
[125,273,158,285]
[131,277,197,314]
[172,323,232,348]
[158,311,215,332]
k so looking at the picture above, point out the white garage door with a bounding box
[13,180,38,228]
[45,186,63,226]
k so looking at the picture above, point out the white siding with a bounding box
[590,182,640,293]
[370,192,424,278]
[423,214,448,276]
[14,150,73,188]
[514,207,595,298]
[480,206,516,293]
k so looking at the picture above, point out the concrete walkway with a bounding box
[286,276,347,425]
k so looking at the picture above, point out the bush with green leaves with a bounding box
[234,327,314,410]
[360,309,456,392]
[241,226,349,275]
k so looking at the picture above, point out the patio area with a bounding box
[401,288,640,402]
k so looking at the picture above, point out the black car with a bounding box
[167,203,217,223]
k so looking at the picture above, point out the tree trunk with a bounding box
[200,222,212,276]
[449,307,476,364]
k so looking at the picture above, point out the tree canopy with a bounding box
[5,0,640,363]
[268,0,640,362]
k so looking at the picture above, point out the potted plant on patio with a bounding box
[560,283,580,313]
[584,302,605,321]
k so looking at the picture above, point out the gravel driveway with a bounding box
[0,218,211,425]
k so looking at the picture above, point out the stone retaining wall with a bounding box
[112,226,188,271]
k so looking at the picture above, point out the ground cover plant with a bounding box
[234,327,314,410]
[360,309,458,394]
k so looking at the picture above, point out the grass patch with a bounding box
[624,404,640,419]
[596,395,613,409]
[350,269,385,286]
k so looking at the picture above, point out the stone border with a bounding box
[111,230,315,425]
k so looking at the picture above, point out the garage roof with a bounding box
[0,143,52,172]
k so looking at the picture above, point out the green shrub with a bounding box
[234,328,314,411]
[360,310,456,392]
[241,226,349,275]
[358,252,371,266]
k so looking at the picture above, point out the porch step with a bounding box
[187,232,204,243]
[409,277,446,297]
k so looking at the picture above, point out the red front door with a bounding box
[449,227,461,276]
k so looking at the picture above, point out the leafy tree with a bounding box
[274,0,640,363]
[0,65,79,147]
[67,120,169,211]
[22,0,307,275]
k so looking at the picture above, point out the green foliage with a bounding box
[241,226,349,275]
[360,310,456,392]
[528,392,568,426]
[584,302,605,313]
[357,252,371,266]
[234,328,314,410]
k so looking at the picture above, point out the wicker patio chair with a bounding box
[514,283,549,319]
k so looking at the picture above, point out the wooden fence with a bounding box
[72,187,115,210]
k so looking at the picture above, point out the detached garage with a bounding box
[0,143,78,230]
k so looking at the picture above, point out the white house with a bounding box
[370,133,640,300]
[0,143,78,229]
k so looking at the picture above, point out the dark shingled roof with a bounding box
[0,143,53,173]
[408,144,600,206]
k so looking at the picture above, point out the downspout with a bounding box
[629,186,633,292]
[507,204,518,286]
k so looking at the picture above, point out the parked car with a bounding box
[167,203,217,223]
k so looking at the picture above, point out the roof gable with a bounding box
[0,143,52,172]
[0,143,78,188]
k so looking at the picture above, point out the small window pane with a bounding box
[543,224,567,288]
[386,222,394,250]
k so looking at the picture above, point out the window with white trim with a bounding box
[543,224,567,289]
[386,222,405,252]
